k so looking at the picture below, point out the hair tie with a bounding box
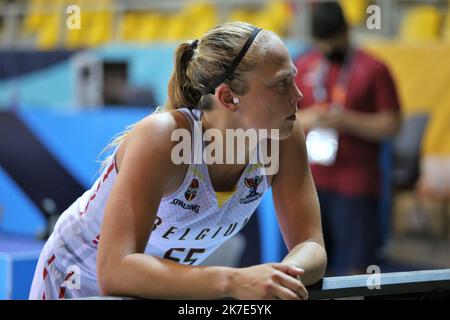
[190,39,199,50]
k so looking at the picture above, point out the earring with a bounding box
[232,97,240,104]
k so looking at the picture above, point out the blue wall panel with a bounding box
[0,167,46,237]
[18,108,151,188]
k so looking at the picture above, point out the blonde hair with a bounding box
[99,22,269,170]
[97,123,133,173]
[166,21,270,110]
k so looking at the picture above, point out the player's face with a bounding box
[237,38,303,140]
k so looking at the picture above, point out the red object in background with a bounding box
[295,49,401,197]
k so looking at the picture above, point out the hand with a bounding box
[229,263,308,300]
[298,104,329,130]
[316,107,346,131]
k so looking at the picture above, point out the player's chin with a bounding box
[280,127,296,140]
[273,122,296,141]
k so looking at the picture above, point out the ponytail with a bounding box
[166,42,202,110]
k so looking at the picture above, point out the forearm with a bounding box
[297,109,319,132]
[99,253,233,299]
[282,240,327,286]
[341,110,400,142]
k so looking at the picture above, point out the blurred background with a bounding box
[0,0,449,299]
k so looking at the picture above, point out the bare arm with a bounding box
[97,112,309,300]
[296,106,324,132]
[339,109,401,142]
[97,113,232,299]
[272,119,327,286]
[299,107,401,142]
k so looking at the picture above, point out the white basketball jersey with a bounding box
[37,108,270,294]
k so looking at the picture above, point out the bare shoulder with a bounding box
[135,109,191,140]
[115,109,191,195]
[116,110,190,161]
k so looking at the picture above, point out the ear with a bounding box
[215,84,239,112]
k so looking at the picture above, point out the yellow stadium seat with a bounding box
[66,11,93,48]
[65,28,83,49]
[400,5,443,41]
[445,15,450,41]
[25,0,91,49]
[340,0,367,26]
[23,0,46,32]
[118,12,139,43]
[134,13,162,43]
[24,0,65,47]
[444,3,450,42]
[191,18,216,39]
[257,1,293,36]
[63,0,114,48]
[36,14,61,50]
[229,9,256,24]
[83,12,112,47]
[365,41,450,155]
[63,0,85,48]
[228,1,292,36]
[164,14,190,42]
[179,3,218,40]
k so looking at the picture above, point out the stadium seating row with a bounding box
[13,0,450,49]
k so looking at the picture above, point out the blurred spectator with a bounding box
[294,1,401,275]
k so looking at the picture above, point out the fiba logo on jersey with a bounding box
[240,176,263,204]
[244,176,262,196]
[185,179,199,202]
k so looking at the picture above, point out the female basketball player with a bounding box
[29,22,327,300]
